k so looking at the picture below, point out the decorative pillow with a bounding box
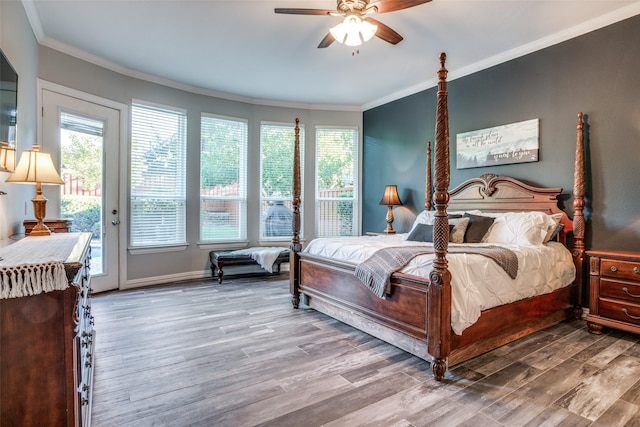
[483,211,552,246]
[463,213,496,243]
[448,217,470,244]
[408,210,435,235]
[546,222,565,242]
[406,218,469,243]
[543,213,564,243]
[407,223,438,242]
[408,210,480,234]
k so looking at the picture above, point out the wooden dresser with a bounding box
[0,232,94,427]
[586,249,640,336]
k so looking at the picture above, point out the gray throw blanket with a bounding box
[354,245,518,298]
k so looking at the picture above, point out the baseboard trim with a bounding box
[122,270,209,290]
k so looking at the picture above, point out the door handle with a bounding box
[111,219,120,226]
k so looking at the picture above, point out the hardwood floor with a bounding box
[91,276,640,426]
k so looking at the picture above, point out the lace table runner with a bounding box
[0,233,82,299]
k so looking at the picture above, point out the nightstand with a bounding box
[585,249,640,335]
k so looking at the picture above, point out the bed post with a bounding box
[425,141,432,210]
[572,112,586,318]
[290,118,302,309]
[428,53,452,381]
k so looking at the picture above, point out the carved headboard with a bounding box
[447,173,573,238]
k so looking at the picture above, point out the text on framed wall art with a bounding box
[456,118,539,169]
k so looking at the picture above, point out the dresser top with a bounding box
[587,249,640,261]
[0,232,92,299]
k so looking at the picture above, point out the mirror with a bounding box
[0,48,18,145]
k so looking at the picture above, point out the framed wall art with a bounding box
[456,118,539,169]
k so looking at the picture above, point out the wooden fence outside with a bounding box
[62,174,101,197]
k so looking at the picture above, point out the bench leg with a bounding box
[276,263,282,274]
[217,262,224,284]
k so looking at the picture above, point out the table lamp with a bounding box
[6,144,64,236]
[379,184,403,234]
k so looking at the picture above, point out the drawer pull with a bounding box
[623,287,640,298]
[610,266,618,272]
[622,308,640,320]
[634,267,640,274]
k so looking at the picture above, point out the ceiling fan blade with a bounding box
[372,0,432,14]
[366,17,403,45]
[274,8,334,16]
[317,32,335,48]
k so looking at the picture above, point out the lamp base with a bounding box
[384,205,396,234]
[29,222,53,236]
[29,192,52,236]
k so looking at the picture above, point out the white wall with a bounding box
[1,1,362,285]
[36,46,362,284]
[0,0,39,242]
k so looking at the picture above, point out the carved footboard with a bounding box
[297,253,432,360]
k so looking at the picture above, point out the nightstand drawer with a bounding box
[600,258,640,281]
[599,299,640,326]
[600,278,640,304]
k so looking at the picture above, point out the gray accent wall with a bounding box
[363,14,640,252]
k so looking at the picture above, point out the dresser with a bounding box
[0,232,94,427]
[585,249,640,335]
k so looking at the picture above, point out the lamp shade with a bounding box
[379,185,402,206]
[6,145,64,185]
[0,142,16,172]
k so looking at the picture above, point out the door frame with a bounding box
[37,79,128,291]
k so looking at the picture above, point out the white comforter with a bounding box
[304,234,576,335]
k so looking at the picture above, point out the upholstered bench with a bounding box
[209,249,290,283]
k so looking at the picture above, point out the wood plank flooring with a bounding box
[90,276,640,426]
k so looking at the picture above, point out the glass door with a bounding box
[42,89,122,292]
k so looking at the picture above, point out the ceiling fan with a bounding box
[274,0,432,48]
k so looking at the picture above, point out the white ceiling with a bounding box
[23,0,640,110]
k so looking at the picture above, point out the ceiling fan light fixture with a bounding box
[330,15,377,47]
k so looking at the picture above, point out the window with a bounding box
[315,126,359,237]
[200,114,248,241]
[259,122,304,240]
[130,101,187,247]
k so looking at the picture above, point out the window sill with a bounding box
[257,239,306,247]
[128,243,189,255]
[197,241,250,250]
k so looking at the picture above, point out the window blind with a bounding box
[259,122,304,240]
[200,114,248,241]
[315,126,359,237]
[60,112,104,137]
[130,102,187,247]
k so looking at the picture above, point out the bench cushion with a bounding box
[210,249,290,264]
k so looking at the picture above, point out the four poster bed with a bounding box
[289,53,587,381]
